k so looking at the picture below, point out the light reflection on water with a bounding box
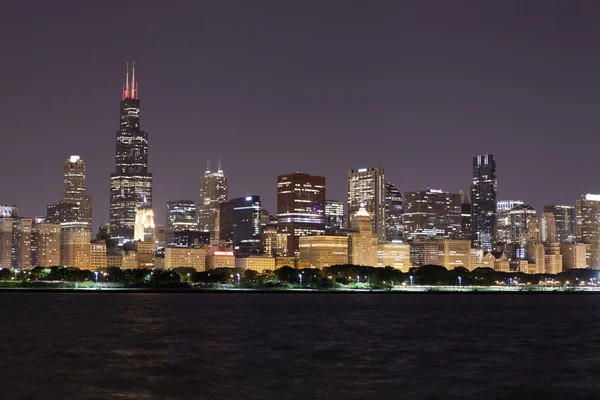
[1,293,600,399]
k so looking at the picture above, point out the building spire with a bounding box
[123,63,130,100]
[218,157,222,172]
[206,157,211,173]
[122,62,139,100]
[131,62,136,99]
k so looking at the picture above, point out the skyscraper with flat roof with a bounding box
[277,173,326,255]
[199,159,227,238]
[471,154,497,252]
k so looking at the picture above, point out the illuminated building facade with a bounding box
[164,247,207,271]
[166,200,199,246]
[277,173,326,255]
[298,235,349,269]
[508,204,536,245]
[219,196,262,257]
[437,239,471,270]
[0,205,18,218]
[325,200,344,234]
[377,242,411,271]
[199,159,227,238]
[576,194,600,267]
[560,243,587,270]
[496,200,523,244]
[347,167,386,242]
[349,207,378,266]
[32,221,61,267]
[471,154,497,252]
[543,204,575,243]
[235,256,276,272]
[385,182,403,242]
[110,64,153,244]
[402,189,462,240]
[460,191,472,240]
[134,203,156,243]
[89,242,108,269]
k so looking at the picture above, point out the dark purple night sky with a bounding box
[3,1,600,231]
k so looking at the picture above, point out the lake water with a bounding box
[1,292,599,399]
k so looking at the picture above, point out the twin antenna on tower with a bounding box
[206,157,223,173]
[122,62,139,100]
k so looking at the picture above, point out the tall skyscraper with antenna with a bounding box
[109,63,153,244]
[199,158,227,239]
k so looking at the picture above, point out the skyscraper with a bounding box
[199,158,227,238]
[385,182,403,241]
[509,204,537,244]
[219,196,262,257]
[543,204,575,243]
[134,203,156,243]
[348,167,386,242]
[471,154,497,252]
[496,200,524,244]
[402,189,462,240]
[325,200,344,234]
[62,156,92,228]
[277,172,326,256]
[166,200,199,246]
[460,191,472,240]
[110,64,153,244]
[576,194,600,267]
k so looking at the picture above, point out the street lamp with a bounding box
[94,271,98,284]
[298,274,302,288]
[409,275,413,285]
[357,276,360,283]
[458,276,462,287]
[236,273,240,287]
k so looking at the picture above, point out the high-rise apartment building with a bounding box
[385,182,403,242]
[61,156,92,228]
[496,200,523,244]
[348,167,386,242]
[277,173,326,255]
[325,200,344,234]
[576,194,600,268]
[110,64,153,244]
[541,212,557,244]
[471,154,497,252]
[543,204,575,243]
[31,221,61,267]
[166,200,199,246]
[402,189,462,240]
[199,159,227,238]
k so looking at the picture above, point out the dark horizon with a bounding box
[3,1,600,232]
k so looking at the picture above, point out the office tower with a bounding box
[347,167,386,242]
[110,64,153,244]
[299,235,349,269]
[560,243,588,270]
[543,204,575,243]
[60,227,91,269]
[97,223,112,242]
[199,158,227,238]
[31,221,60,266]
[437,239,472,270]
[11,218,32,269]
[385,182,403,241]
[89,242,108,269]
[508,204,536,244]
[409,239,440,267]
[460,191,472,240]
[471,154,497,252]
[219,196,262,257]
[172,230,209,247]
[325,200,344,234]
[166,200,199,246]
[402,189,462,240]
[541,212,557,244]
[261,223,278,256]
[576,194,600,267]
[61,156,92,228]
[164,247,207,271]
[134,203,156,243]
[349,207,378,266]
[496,200,524,244]
[0,218,12,268]
[155,224,166,248]
[0,205,18,218]
[277,173,326,255]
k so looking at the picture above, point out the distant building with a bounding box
[403,189,462,240]
[482,251,509,272]
[496,200,524,244]
[207,250,235,269]
[89,242,108,269]
[0,205,18,218]
[235,257,276,272]
[409,239,439,267]
[509,204,536,245]
[543,204,575,243]
[437,239,472,270]
[299,235,349,269]
[348,167,386,242]
[134,203,156,243]
[277,173,326,255]
[166,200,199,246]
[377,242,411,271]
[541,212,557,244]
[60,227,91,269]
[109,65,153,244]
[385,182,403,242]
[325,200,344,234]
[471,154,497,252]
[576,194,600,268]
[164,247,207,271]
[219,196,262,257]
[31,222,60,267]
[460,191,472,240]
[348,207,378,266]
[560,243,587,270]
[199,159,227,238]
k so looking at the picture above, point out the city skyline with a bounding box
[4,2,600,231]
